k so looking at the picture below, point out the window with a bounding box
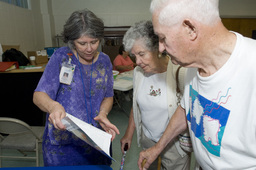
[0,0,30,9]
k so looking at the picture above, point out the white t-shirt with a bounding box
[181,32,256,169]
[137,71,169,142]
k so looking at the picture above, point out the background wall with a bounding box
[0,0,256,55]
[0,0,45,54]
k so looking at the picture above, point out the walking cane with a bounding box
[120,143,129,170]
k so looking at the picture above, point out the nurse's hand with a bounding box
[48,102,66,130]
[94,113,120,141]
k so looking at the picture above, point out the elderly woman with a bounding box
[120,20,190,170]
[33,9,119,166]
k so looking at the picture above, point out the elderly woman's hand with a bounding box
[120,134,132,154]
[94,113,120,141]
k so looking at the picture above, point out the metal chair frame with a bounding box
[0,117,44,167]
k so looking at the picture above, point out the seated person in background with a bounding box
[113,45,136,73]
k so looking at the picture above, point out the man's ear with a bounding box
[183,19,197,40]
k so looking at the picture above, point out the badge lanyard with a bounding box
[76,51,93,124]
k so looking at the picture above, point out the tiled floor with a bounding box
[0,96,196,170]
[108,97,142,170]
[0,149,44,168]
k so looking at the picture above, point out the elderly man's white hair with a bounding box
[150,0,220,26]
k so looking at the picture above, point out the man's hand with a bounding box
[138,146,159,170]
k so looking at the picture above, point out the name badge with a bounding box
[59,62,76,85]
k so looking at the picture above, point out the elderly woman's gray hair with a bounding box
[62,9,104,49]
[123,20,159,53]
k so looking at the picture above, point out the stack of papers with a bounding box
[0,62,19,72]
[61,113,115,161]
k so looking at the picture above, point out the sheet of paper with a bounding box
[24,66,43,69]
[61,113,115,161]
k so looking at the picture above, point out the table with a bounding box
[0,165,112,170]
[113,70,133,91]
[113,70,133,115]
[4,67,45,73]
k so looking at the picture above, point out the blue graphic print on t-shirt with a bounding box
[187,85,231,157]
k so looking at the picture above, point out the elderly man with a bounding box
[138,0,256,169]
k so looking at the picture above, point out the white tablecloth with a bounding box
[113,70,133,91]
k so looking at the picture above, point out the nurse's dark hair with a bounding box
[61,9,104,49]
[123,20,159,53]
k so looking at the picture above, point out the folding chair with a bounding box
[0,117,44,167]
